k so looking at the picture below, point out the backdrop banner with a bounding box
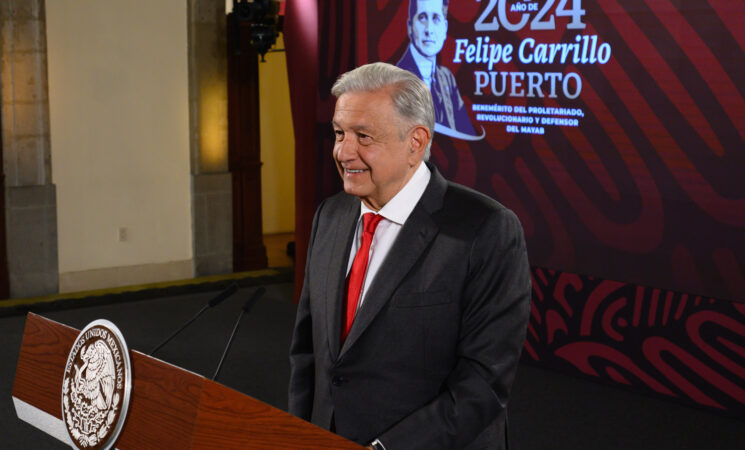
[355,0,745,418]
[358,0,745,303]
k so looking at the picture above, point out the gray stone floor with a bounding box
[2,283,743,449]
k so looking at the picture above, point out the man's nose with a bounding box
[336,137,358,161]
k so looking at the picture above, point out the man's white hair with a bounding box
[331,62,435,160]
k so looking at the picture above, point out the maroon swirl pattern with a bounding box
[357,1,745,302]
[528,268,745,418]
[312,2,745,418]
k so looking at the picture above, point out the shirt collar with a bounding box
[409,43,435,82]
[359,162,431,225]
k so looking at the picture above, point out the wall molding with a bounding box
[59,260,194,294]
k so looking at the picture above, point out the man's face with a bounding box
[409,0,447,58]
[332,88,423,211]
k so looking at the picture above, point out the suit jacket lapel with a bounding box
[340,164,447,357]
[325,197,359,360]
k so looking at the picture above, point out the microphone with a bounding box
[149,283,239,356]
[212,286,266,381]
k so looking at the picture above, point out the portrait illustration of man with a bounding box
[396,0,478,138]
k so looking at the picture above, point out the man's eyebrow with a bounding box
[331,121,374,134]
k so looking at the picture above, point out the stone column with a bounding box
[188,0,232,276]
[0,0,58,297]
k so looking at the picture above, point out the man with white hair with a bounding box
[289,62,530,449]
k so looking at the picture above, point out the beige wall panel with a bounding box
[47,0,193,276]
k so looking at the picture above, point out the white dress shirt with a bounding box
[346,162,431,309]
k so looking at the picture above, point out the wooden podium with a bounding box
[12,313,361,449]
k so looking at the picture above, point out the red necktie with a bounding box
[342,213,384,342]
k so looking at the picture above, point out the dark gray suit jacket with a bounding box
[289,165,531,449]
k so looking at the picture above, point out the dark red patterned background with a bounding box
[310,1,745,418]
[358,0,745,304]
[527,267,745,418]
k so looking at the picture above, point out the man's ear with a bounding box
[408,125,431,163]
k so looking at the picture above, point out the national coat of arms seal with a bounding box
[61,320,132,450]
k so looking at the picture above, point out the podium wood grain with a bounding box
[12,313,361,449]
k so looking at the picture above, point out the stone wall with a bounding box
[189,0,232,276]
[0,0,235,296]
[0,0,58,297]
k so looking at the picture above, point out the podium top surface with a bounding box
[13,312,361,449]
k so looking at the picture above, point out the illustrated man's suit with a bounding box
[289,163,531,449]
[397,48,476,135]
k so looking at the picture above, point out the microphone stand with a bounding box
[212,286,266,381]
[149,283,238,356]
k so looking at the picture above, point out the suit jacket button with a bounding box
[331,376,347,386]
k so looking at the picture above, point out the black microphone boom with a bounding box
[212,286,266,381]
[209,283,240,307]
[149,283,239,356]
